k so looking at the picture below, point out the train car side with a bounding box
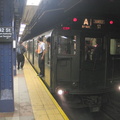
[24,17,120,112]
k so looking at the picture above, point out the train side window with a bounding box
[34,40,38,56]
[46,37,51,65]
[58,35,77,55]
[85,37,103,61]
[110,39,120,55]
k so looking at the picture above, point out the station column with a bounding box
[0,0,14,112]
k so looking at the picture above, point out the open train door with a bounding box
[51,29,80,93]
[107,34,120,90]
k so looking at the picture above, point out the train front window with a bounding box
[110,39,120,55]
[58,35,77,55]
[85,37,103,61]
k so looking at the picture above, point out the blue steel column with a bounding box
[0,0,14,112]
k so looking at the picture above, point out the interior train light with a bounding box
[109,20,114,24]
[73,18,78,22]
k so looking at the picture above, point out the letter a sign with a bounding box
[83,19,89,25]
[82,18,91,28]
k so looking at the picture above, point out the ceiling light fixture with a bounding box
[19,24,26,35]
[26,0,42,6]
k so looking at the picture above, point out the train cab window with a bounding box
[85,37,103,61]
[58,35,77,55]
[110,39,120,55]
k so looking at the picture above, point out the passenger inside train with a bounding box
[85,38,103,61]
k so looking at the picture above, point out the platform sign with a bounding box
[82,18,92,28]
[82,18,105,29]
[0,27,12,41]
[93,19,105,24]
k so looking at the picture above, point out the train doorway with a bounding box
[51,29,110,94]
[51,30,80,92]
[107,35,120,89]
[79,32,107,93]
[51,30,109,111]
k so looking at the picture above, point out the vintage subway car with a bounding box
[24,17,120,111]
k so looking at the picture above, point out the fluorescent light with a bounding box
[26,0,42,6]
[20,24,26,28]
[13,40,16,48]
[18,37,21,42]
[19,24,26,35]
[19,31,23,35]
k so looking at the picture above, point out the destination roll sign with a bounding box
[0,27,12,41]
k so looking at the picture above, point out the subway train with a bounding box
[23,16,120,111]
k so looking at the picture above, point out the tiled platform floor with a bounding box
[0,59,69,120]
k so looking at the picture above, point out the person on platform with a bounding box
[16,41,26,70]
[37,37,45,77]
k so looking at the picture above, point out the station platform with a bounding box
[0,58,69,120]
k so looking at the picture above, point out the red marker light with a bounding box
[62,27,70,30]
[73,18,78,22]
[109,20,114,24]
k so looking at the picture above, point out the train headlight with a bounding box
[56,87,69,95]
[57,89,64,95]
[118,86,120,90]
